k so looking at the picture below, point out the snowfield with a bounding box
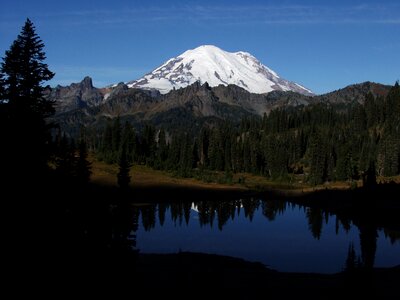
[127,45,313,96]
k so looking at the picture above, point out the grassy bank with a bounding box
[91,160,247,191]
[91,159,319,193]
[91,158,392,195]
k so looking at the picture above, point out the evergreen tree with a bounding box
[199,127,210,167]
[112,116,122,159]
[208,129,224,171]
[120,121,135,163]
[142,123,156,165]
[191,137,199,169]
[55,133,76,179]
[363,160,377,188]
[336,146,354,181]
[178,133,193,177]
[0,19,55,180]
[364,92,377,128]
[308,131,327,185]
[76,135,92,185]
[166,133,181,171]
[117,146,132,190]
[155,128,168,169]
[224,135,232,172]
[242,135,251,173]
[378,134,400,176]
[0,73,4,103]
[99,121,113,163]
[385,81,400,129]
[230,134,240,173]
[352,104,367,133]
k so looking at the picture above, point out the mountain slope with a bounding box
[46,76,106,114]
[317,81,391,104]
[127,45,313,96]
[50,78,393,137]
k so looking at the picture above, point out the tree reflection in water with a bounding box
[58,197,399,275]
[132,198,399,271]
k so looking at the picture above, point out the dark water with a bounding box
[134,199,400,273]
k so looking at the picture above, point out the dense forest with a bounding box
[87,82,400,186]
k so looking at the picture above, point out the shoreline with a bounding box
[89,160,400,210]
[90,160,365,195]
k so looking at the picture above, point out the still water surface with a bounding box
[134,199,400,273]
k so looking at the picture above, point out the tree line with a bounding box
[93,82,400,186]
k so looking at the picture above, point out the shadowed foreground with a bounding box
[7,176,400,298]
[133,252,399,296]
[36,250,400,298]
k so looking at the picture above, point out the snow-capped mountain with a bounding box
[127,45,313,95]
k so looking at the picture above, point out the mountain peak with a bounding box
[127,46,313,96]
[192,44,221,50]
[80,76,93,89]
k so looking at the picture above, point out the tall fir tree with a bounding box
[363,160,377,188]
[55,134,76,179]
[155,128,168,170]
[76,135,92,186]
[0,19,55,181]
[117,146,132,190]
[120,121,136,163]
[308,131,326,185]
[0,73,4,102]
[100,121,113,163]
[112,116,122,160]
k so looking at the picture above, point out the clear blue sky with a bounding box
[1,0,399,94]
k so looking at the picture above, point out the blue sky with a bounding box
[1,0,399,94]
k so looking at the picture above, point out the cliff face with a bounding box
[46,76,106,114]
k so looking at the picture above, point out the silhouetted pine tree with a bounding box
[0,73,4,102]
[178,133,193,177]
[364,92,377,128]
[166,133,181,171]
[385,81,400,130]
[242,135,251,173]
[117,146,132,190]
[0,18,55,181]
[120,121,136,163]
[76,137,92,186]
[55,134,76,179]
[312,132,326,184]
[155,128,168,170]
[363,160,377,188]
[141,123,156,165]
[99,121,113,163]
[199,127,210,167]
[112,116,122,161]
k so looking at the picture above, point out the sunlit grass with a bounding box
[91,157,400,193]
[91,160,246,191]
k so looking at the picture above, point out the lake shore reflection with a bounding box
[134,198,400,273]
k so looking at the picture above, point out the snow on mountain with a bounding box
[127,45,313,95]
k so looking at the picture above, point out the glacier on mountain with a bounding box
[127,45,313,96]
